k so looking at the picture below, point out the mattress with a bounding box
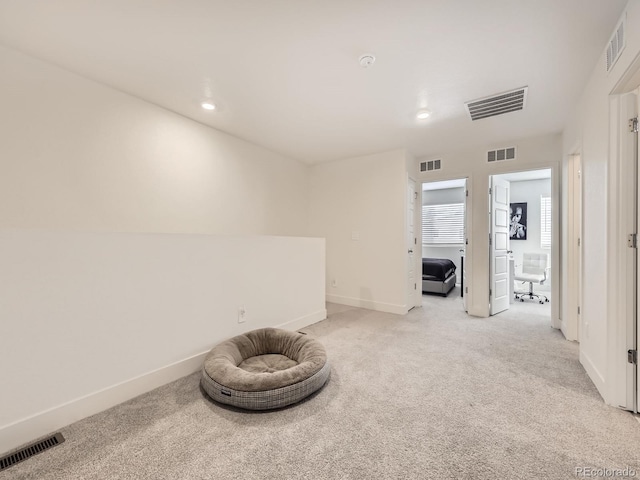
[422,258,456,281]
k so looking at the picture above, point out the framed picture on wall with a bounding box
[509,202,527,240]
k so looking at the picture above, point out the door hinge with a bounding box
[489,187,492,195]
[414,283,417,290]
[628,233,637,248]
[414,191,418,200]
[577,306,580,315]
[578,237,581,247]
[628,349,637,364]
[630,117,639,133]
[466,189,469,197]
[489,234,492,246]
[489,288,492,297]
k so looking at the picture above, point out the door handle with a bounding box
[408,249,414,254]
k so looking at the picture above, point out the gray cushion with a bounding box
[201,328,330,410]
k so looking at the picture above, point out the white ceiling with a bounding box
[0,1,628,164]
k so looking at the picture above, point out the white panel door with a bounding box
[407,178,417,311]
[617,91,637,411]
[490,177,510,315]
[636,91,640,413]
[463,178,468,312]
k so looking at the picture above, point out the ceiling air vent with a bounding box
[487,147,516,163]
[606,12,626,73]
[465,87,527,121]
[420,159,441,172]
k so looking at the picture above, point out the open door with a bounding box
[618,90,637,412]
[490,177,511,315]
[565,154,582,342]
[407,177,418,311]
[635,91,640,414]
[636,123,639,413]
[462,178,468,312]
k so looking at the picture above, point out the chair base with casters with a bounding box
[514,281,549,304]
[513,252,550,305]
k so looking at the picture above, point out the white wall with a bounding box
[0,231,325,453]
[0,45,324,453]
[561,1,640,406]
[416,134,561,319]
[0,45,310,236]
[308,150,409,314]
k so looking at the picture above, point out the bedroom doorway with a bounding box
[420,178,468,309]
[490,169,552,321]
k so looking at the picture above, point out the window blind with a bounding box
[541,196,551,249]
[422,203,464,245]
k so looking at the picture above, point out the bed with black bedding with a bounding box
[422,258,457,296]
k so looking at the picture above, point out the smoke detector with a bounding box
[359,54,376,68]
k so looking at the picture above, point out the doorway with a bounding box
[490,169,553,322]
[420,178,468,309]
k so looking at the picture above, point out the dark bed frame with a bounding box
[422,258,457,297]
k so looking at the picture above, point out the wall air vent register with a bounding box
[606,12,626,73]
[420,159,442,172]
[487,147,516,163]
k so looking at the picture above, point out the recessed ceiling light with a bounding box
[201,101,216,111]
[416,109,431,120]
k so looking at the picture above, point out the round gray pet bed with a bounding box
[201,327,330,410]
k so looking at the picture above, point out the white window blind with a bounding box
[541,196,551,249]
[422,203,464,245]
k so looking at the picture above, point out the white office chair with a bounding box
[514,252,549,304]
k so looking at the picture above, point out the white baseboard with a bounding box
[580,350,606,402]
[276,309,327,331]
[325,294,407,315]
[0,351,208,455]
[0,310,329,455]
[560,318,577,342]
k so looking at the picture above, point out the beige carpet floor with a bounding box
[4,289,640,479]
